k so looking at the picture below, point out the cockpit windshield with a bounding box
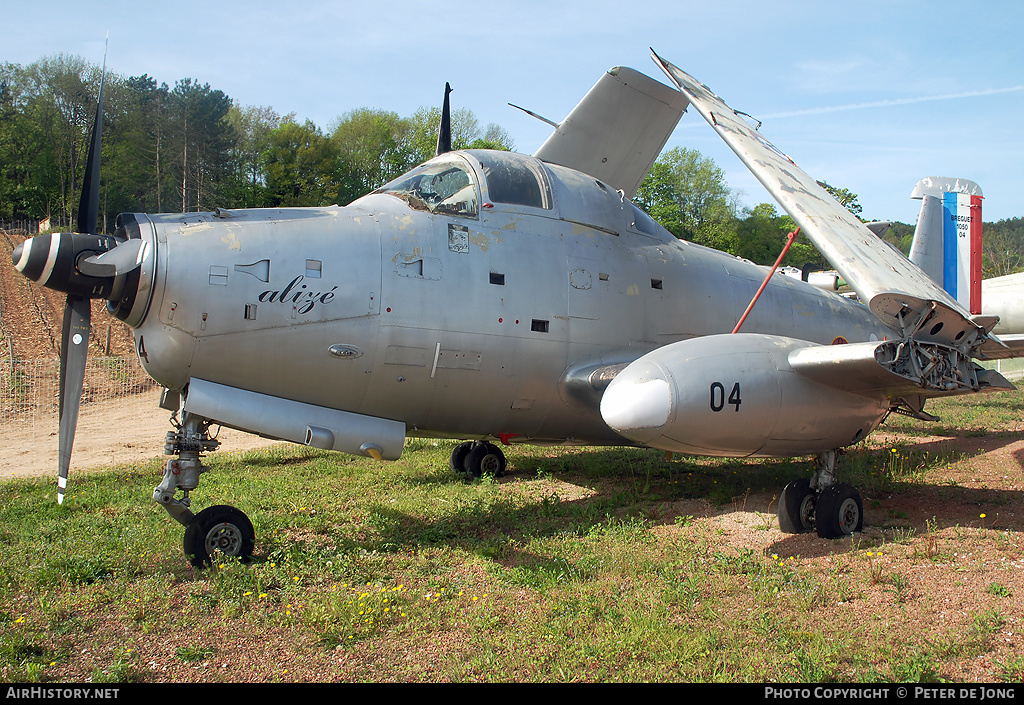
[373,158,478,218]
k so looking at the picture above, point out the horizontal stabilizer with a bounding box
[534,66,688,199]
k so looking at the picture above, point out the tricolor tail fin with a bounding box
[908,177,984,314]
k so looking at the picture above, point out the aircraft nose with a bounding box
[599,364,672,442]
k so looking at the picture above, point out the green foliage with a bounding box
[263,119,340,207]
[634,147,738,250]
[0,53,515,224]
[982,217,1024,276]
[817,180,863,217]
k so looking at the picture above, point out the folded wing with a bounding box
[651,52,993,350]
[534,66,688,200]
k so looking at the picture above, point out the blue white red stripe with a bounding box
[942,192,983,314]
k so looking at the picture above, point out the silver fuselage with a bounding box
[128,150,890,447]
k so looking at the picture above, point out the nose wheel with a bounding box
[183,505,255,567]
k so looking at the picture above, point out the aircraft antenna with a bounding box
[435,83,453,156]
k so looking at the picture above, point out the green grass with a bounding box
[1,390,1022,682]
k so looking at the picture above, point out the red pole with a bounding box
[732,227,800,334]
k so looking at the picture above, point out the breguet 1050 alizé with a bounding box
[13,50,1024,565]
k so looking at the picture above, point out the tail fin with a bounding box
[909,177,984,315]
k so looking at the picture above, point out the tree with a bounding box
[331,108,417,204]
[226,104,282,208]
[262,119,339,207]
[634,147,738,251]
[102,74,169,220]
[733,202,825,267]
[817,180,862,218]
[11,54,101,224]
[983,217,1024,277]
[166,78,234,212]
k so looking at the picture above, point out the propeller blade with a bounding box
[58,295,91,504]
[435,82,452,156]
[77,238,146,278]
[58,40,105,503]
[75,44,106,237]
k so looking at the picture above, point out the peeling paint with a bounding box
[221,232,242,251]
[626,284,639,296]
[469,231,493,252]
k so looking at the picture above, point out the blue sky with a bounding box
[7,0,1024,222]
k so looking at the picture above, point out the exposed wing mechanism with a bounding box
[534,66,688,200]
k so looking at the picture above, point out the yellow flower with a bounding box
[980,513,987,519]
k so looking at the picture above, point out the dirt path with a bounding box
[1,394,285,480]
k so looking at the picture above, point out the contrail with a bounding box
[759,85,1024,119]
[675,85,1024,128]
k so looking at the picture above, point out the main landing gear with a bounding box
[450,440,507,479]
[153,411,256,567]
[777,449,864,539]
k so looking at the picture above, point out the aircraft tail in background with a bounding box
[908,177,984,314]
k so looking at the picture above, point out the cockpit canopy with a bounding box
[373,150,553,218]
[369,149,673,244]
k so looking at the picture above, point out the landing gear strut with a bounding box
[777,449,863,539]
[154,410,255,566]
[450,440,507,478]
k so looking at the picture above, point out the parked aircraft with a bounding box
[908,177,1024,336]
[12,52,1024,565]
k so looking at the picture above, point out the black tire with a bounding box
[450,441,474,475]
[463,441,506,478]
[778,478,815,534]
[814,483,863,539]
[184,505,255,567]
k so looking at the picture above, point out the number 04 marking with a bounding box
[710,382,742,412]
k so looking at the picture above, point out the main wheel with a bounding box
[463,442,507,478]
[814,483,863,539]
[778,478,815,533]
[450,441,474,476]
[184,505,255,567]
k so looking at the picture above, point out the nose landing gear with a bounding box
[154,411,255,566]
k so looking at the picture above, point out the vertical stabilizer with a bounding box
[909,177,984,314]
